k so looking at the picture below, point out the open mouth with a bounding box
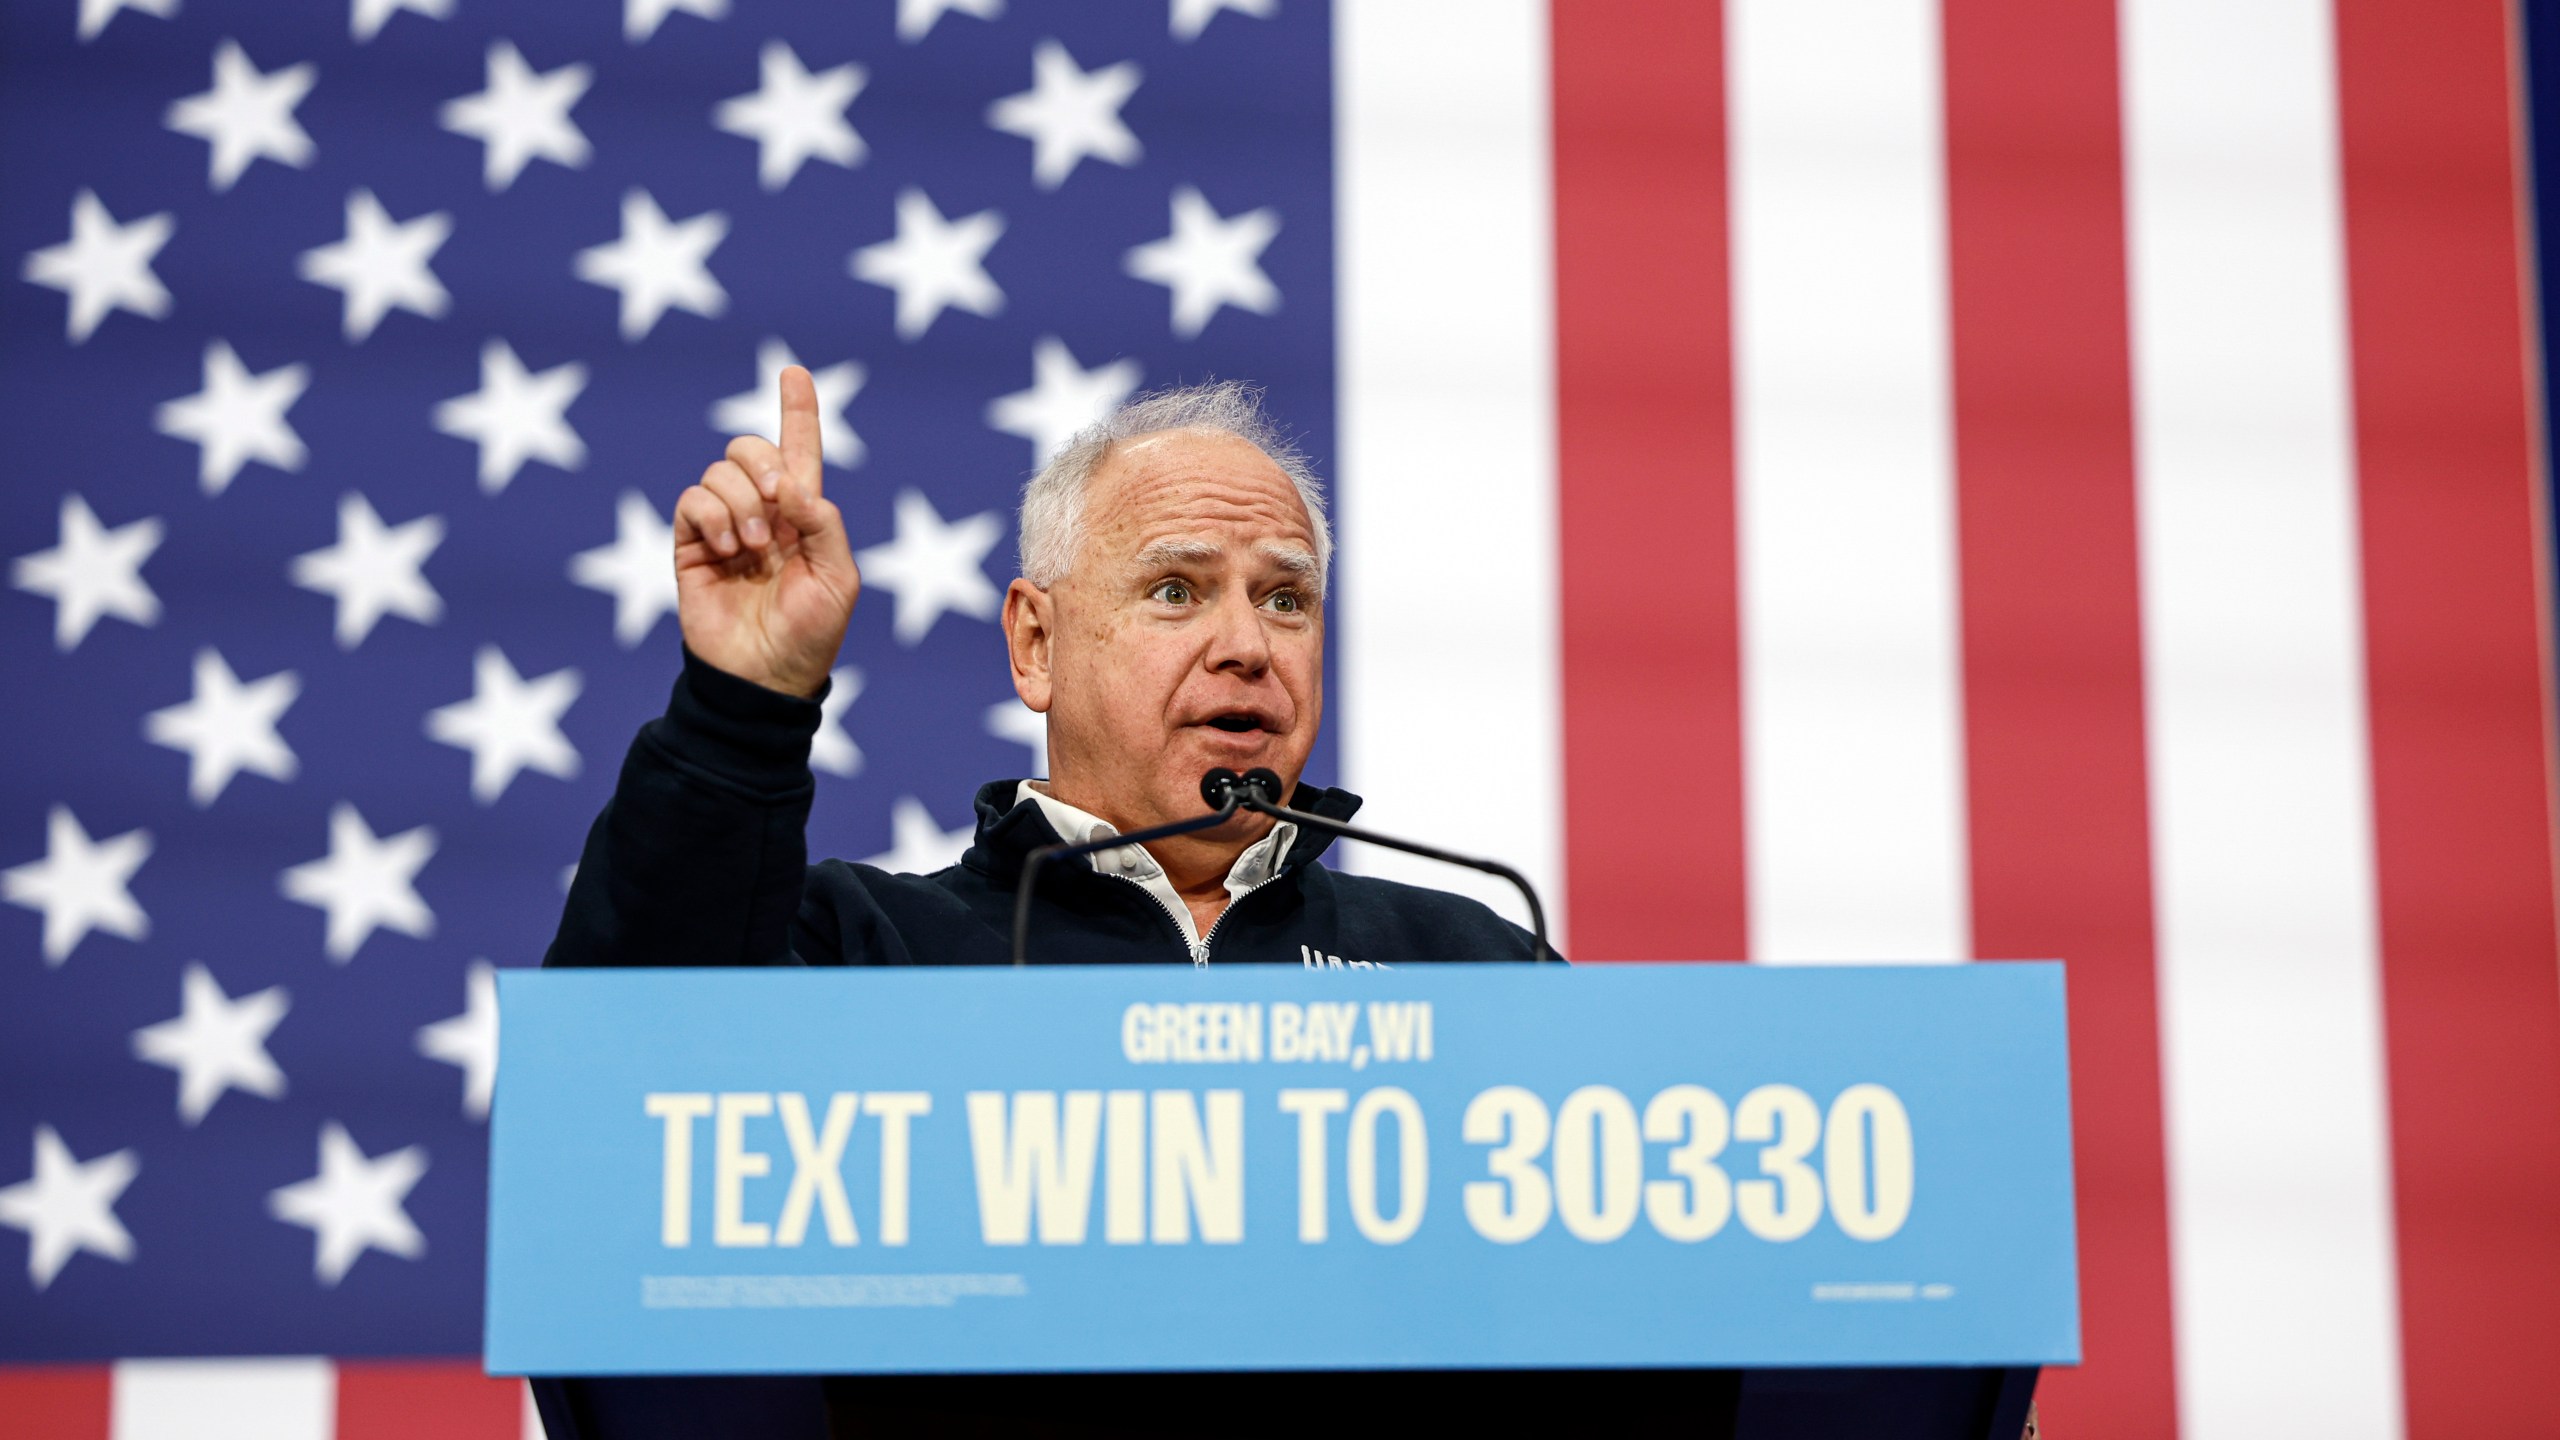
[1202,711,1269,736]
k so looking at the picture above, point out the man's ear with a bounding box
[1003,578,1054,712]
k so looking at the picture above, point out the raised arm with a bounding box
[546,367,863,969]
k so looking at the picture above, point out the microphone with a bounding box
[1198,767,1283,810]
[1203,767,1556,965]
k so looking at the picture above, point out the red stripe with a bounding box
[335,1359,522,1440]
[1939,2,2181,1432]
[0,1365,110,1440]
[1551,0,1747,962]
[2333,2,2560,1431]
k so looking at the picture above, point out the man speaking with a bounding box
[546,367,1541,971]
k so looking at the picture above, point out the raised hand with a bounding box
[672,365,859,698]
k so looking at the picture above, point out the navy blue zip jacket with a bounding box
[544,652,1545,971]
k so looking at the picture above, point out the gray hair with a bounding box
[1016,380,1332,595]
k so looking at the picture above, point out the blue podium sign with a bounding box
[485,963,2078,1375]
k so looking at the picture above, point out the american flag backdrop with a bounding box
[6,0,2560,1436]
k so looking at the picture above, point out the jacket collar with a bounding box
[962,778,1363,881]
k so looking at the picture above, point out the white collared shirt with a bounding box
[1015,781,1297,965]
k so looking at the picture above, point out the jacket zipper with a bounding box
[1102,873,1203,964]
[1197,868,1283,964]
[1099,868,1281,966]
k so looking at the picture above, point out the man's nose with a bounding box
[1205,589,1272,676]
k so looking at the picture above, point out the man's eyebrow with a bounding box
[1257,542,1318,575]
[1132,538,1222,569]
[1258,542,1324,598]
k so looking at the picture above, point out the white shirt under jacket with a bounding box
[1014,781,1299,966]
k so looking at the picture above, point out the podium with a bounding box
[529,1364,2038,1438]
[490,965,2075,1438]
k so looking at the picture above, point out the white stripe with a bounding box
[112,1357,332,1440]
[2120,1,2405,1433]
[1727,0,1969,962]
[525,1377,546,1440]
[1332,0,1562,943]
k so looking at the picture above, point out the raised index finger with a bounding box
[777,364,822,490]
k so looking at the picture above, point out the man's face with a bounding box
[1005,429,1324,835]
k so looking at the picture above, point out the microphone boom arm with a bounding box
[1231,792,1556,966]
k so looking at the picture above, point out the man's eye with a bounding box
[1266,589,1300,614]
[1153,581,1191,605]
